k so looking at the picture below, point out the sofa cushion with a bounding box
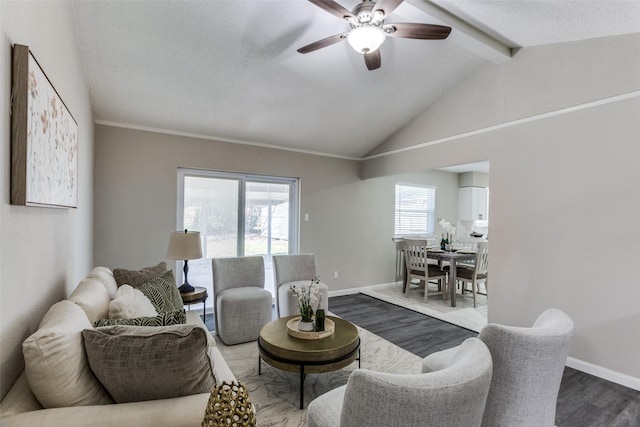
[68,277,111,324]
[87,266,118,299]
[113,262,167,288]
[83,324,216,403]
[108,284,158,319]
[22,300,113,408]
[137,270,184,313]
[94,310,186,327]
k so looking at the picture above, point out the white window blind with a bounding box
[394,183,436,236]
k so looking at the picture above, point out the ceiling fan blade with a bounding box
[372,0,405,18]
[308,0,354,20]
[383,23,452,39]
[364,50,381,70]
[297,32,348,54]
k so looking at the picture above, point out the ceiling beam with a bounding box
[404,0,513,63]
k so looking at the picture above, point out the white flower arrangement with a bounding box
[438,218,456,236]
[289,277,320,322]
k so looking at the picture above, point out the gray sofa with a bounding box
[0,267,236,427]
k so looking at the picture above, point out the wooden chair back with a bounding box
[475,242,489,275]
[403,239,428,274]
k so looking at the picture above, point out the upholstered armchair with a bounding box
[307,337,493,427]
[211,256,272,345]
[480,308,574,426]
[272,254,329,318]
[424,308,574,427]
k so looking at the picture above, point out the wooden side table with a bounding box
[180,286,208,318]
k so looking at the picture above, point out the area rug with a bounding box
[215,325,422,427]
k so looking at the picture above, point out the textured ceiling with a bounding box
[71,0,640,159]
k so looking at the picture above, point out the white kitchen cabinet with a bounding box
[458,187,489,221]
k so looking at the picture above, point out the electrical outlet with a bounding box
[304,213,309,222]
[333,271,339,279]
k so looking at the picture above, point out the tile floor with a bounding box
[361,281,488,332]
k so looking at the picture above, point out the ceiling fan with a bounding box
[297,0,452,71]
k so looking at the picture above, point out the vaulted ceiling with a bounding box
[72,0,640,159]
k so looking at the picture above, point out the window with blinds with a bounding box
[394,183,436,236]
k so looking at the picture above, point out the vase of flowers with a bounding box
[438,219,456,251]
[289,277,320,332]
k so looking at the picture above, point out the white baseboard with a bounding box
[327,284,640,392]
[327,282,396,297]
[566,357,640,391]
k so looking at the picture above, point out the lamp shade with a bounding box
[347,25,386,54]
[167,230,203,260]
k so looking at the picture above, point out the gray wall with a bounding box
[93,125,460,294]
[362,34,640,384]
[0,1,95,399]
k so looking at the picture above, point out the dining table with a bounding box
[403,248,477,307]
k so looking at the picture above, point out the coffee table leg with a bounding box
[258,356,262,375]
[300,365,305,409]
[358,348,361,369]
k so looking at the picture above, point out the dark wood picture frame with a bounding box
[11,44,78,208]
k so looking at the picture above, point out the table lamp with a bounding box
[167,229,203,293]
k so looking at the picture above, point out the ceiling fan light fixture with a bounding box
[347,25,386,54]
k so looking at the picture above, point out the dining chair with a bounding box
[403,239,447,302]
[446,241,488,307]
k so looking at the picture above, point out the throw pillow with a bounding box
[202,382,256,427]
[87,266,118,299]
[137,269,184,313]
[23,301,113,408]
[83,324,216,403]
[68,277,111,324]
[113,261,167,288]
[94,310,186,327]
[108,284,158,319]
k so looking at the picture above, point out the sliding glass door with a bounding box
[177,169,299,303]
[244,181,292,258]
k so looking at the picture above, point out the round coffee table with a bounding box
[258,315,360,409]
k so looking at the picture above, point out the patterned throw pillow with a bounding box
[202,382,256,427]
[94,310,186,327]
[83,324,216,403]
[113,262,167,288]
[137,270,184,313]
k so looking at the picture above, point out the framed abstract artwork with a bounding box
[11,44,78,208]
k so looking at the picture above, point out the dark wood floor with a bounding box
[330,293,477,356]
[329,294,640,427]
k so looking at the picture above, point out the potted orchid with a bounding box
[289,277,320,331]
[438,219,456,251]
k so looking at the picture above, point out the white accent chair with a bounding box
[211,256,272,345]
[272,254,329,318]
[307,337,492,427]
[424,308,574,427]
